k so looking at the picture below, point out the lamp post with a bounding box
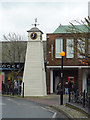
[60,51,65,105]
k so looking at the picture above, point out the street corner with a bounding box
[51,104,88,119]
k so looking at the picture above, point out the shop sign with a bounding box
[0,63,24,70]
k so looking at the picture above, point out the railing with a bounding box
[69,89,90,109]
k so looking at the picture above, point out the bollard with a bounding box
[22,82,24,98]
[60,89,63,105]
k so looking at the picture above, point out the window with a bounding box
[51,44,53,60]
[88,38,90,57]
[66,39,74,58]
[55,38,63,58]
[77,38,85,58]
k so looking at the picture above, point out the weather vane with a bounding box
[32,18,39,27]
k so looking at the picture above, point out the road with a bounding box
[1,96,68,119]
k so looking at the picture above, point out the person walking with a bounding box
[2,81,5,94]
[64,82,69,94]
[14,80,18,95]
[68,80,73,102]
[73,84,78,94]
[68,80,74,92]
[73,83,78,102]
[57,82,61,95]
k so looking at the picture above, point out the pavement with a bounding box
[22,94,89,119]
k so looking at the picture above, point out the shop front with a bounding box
[0,62,24,94]
[47,66,78,94]
[46,66,90,94]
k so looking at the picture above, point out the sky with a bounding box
[0,0,90,41]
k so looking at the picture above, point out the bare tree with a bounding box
[66,17,90,65]
[2,33,27,94]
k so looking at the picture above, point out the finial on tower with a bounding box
[32,18,39,27]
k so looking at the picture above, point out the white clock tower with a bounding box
[23,20,47,96]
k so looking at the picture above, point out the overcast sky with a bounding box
[0,0,89,41]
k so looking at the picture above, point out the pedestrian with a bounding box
[73,83,78,102]
[7,81,10,95]
[8,80,11,94]
[10,81,13,95]
[2,81,5,94]
[68,80,74,92]
[14,80,18,95]
[71,81,74,91]
[64,82,69,94]
[73,84,78,94]
[57,82,61,95]
[68,80,73,94]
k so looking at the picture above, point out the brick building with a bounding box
[46,25,90,94]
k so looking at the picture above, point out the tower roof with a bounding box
[27,27,43,34]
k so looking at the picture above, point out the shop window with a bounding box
[88,38,90,57]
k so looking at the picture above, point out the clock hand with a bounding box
[33,33,34,37]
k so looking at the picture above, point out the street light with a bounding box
[60,51,65,105]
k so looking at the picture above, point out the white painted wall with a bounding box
[50,70,53,93]
[55,76,59,92]
[82,69,87,92]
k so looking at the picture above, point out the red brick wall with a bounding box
[46,33,79,67]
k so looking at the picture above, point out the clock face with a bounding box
[30,32,37,40]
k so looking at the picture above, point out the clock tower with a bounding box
[23,20,47,96]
